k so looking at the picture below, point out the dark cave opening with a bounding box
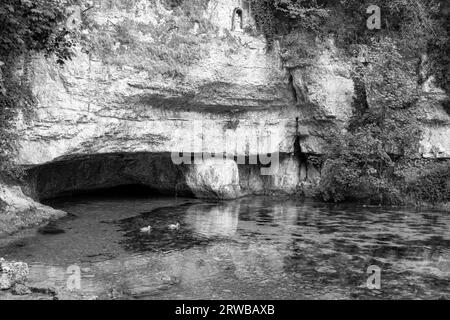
[24,152,194,202]
[289,74,298,104]
[40,184,165,203]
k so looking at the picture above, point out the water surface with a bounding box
[0,195,449,300]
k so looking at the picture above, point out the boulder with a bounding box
[185,159,242,200]
[11,283,32,295]
[0,181,66,237]
[0,258,29,290]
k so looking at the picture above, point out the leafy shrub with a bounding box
[279,30,320,66]
[319,124,399,203]
[406,161,450,204]
[0,0,75,63]
[318,34,426,204]
[249,0,448,96]
[249,0,329,49]
[263,0,449,205]
[83,0,216,78]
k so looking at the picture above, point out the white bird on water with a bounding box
[168,223,180,231]
[140,226,152,233]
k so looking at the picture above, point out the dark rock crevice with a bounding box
[288,70,309,106]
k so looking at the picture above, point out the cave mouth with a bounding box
[41,184,165,203]
[25,152,194,202]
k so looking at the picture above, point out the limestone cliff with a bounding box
[10,1,352,199]
[3,0,449,204]
[0,180,65,237]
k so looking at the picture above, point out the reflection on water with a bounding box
[185,203,240,237]
[0,196,449,300]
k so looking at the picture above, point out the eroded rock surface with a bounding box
[15,1,355,167]
[6,0,449,204]
[185,158,242,200]
[25,152,318,201]
[0,258,29,290]
[0,182,66,237]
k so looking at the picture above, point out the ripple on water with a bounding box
[0,196,449,299]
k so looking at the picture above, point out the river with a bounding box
[0,195,449,299]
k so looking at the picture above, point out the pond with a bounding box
[0,195,449,300]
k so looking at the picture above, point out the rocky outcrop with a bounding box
[185,158,242,199]
[0,181,66,237]
[14,1,354,166]
[24,152,317,201]
[289,41,356,155]
[0,258,29,290]
[7,1,338,201]
[415,78,450,158]
[6,0,448,205]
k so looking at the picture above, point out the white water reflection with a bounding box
[185,202,240,237]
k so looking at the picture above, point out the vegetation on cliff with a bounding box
[0,0,448,207]
[79,0,216,79]
[0,0,75,177]
[249,0,450,205]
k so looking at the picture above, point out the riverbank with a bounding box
[411,201,450,213]
[0,181,66,238]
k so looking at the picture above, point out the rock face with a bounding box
[14,1,354,164]
[415,80,450,158]
[7,0,449,203]
[185,158,242,200]
[10,0,343,200]
[0,258,29,290]
[289,42,356,155]
[0,181,66,237]
[24,152,309,201]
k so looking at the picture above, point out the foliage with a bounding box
[82,0,215,78]
[319,39,424,204]
[256,0,449,204]
[279,30,320,66]
[248,0,277,47]
[404,160,450,204]
[0,0,75,63]
[250,0,449,94]
[249,0,328,48]
[320,125,396,203]
[427,1,450,94]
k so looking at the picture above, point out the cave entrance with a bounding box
[42,184,164,202]
[25,152,194,201]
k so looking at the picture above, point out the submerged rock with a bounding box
[0,258,29,290]
[38,223,65,235]
[11,283,32,296]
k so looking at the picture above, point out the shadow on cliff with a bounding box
[24,152,194,201]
